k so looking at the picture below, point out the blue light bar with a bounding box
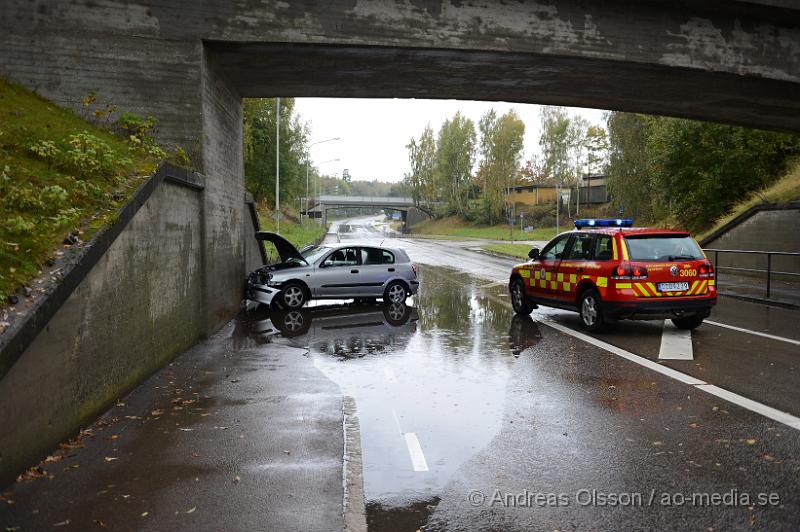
[574,218,633,228]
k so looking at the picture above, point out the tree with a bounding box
[405,124,437,207]
[478,109,525,223]
[585,124,609,175]
[435,112,476,215]
[539,106,572,185]
[606,111,655,221]
[647,118,800,231]
[243,98,308,205]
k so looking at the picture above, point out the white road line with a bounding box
[539,317,800,431]
[658,320,694,360]
[705,320,800,347]
[403,433,430,472]
[391,408,403,435]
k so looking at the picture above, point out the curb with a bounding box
[342,396,367,532]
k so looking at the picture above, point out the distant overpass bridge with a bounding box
[305,195,430,226]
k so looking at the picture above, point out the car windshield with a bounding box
[624,235,704,262]
[293,245,330,265]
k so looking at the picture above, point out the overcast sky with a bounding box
[294,98,608,183]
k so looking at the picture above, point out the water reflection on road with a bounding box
[308,266,526,530]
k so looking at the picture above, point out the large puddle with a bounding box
[238,265,541,531]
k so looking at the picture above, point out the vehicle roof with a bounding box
[561,227,690,237]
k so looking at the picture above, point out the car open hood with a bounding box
[255,232,305,264]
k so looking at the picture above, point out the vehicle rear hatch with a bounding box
[622,233,712,297]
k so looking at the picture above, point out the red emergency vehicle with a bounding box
[508,219,717,331]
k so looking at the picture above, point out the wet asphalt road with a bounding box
[329,216,800,531]
[2,215,799,531]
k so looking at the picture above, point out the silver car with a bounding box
[246,232,419,309]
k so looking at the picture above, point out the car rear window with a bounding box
[624,235,704,262]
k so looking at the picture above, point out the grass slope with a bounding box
[410,215,558,241]
[0,78,162,303]
[480,243,536,259]
[697,163,800,241]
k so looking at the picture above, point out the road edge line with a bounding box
[539,318,800,431]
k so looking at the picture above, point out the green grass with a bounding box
[410,215,558,241]
[697,162,800,241]
[255,204,327,261]
[0,78,161,302]
[480,243,535,259]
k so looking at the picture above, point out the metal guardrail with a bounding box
[704,248,800,299]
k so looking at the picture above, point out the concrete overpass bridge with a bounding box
[305,195,429,226]
[2,0,800,486]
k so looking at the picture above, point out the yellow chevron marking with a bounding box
[615,282,632,289]
[686,281,697,295]
[697,280,708,294]
[634,283,649,297]
[647,282,661,296]
[569,274,577,284]
[596,277,608,288]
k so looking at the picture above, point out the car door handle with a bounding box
[388,268,395,272]
[351,269,359,274]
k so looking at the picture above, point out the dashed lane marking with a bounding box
[540,317,800,431]
[658,320,694,360]
[403,433,430,472]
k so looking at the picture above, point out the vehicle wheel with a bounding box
[510,278,536,315]
[671,315,704,330]
[384,281,408,304]
[280,283,307,309]
[383,302,411,326]
[579,289,608,332]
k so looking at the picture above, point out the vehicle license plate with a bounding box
[658,282,689,292]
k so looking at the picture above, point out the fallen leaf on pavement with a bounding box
[186,506,196,514]
[745,439,757,445]
[103,457,118,462]
[151,410,164,417]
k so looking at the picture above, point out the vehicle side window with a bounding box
[540,235,569,260]
[565,233,594,260]
[359,248,389,265]
[324,248,359,267]
[381,250,395,264]
[593,235,613,261]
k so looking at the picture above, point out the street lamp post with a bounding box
[304,137,340,223]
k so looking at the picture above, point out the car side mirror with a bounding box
[528,248,540,259]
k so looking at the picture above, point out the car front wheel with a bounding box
[281,283,307,309]
[579,289,608,332]
[510,278,536,315]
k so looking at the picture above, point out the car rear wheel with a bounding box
[579,289,608,332]
[281,283,307,309]
[671,315,704,330]
[510,278,536,315]
[384,281,408,304]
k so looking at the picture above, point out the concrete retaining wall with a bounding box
[0,171,258,487]
[703,205,800,279]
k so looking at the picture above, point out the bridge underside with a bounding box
[209,41,800,133]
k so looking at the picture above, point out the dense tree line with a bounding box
[606,112,800,232]
[405,106,607,224]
